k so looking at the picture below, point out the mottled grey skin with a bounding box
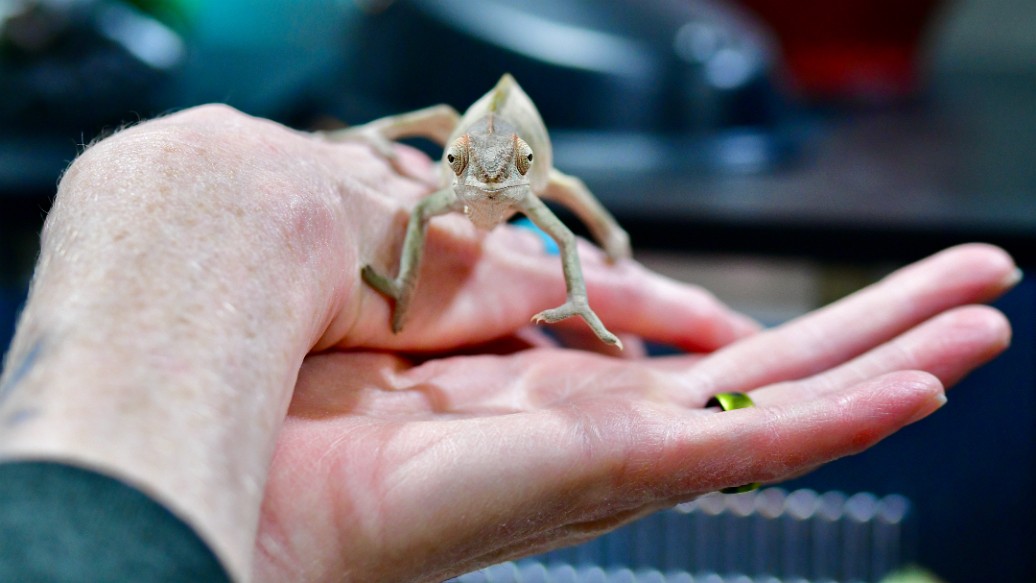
[323,74,631,347]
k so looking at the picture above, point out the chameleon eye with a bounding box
[515,138,533,175]
[446,139,468,176]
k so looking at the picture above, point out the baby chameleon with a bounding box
[322,74,631,347]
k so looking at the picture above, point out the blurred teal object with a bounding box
[1,0,184,130]
[169,0,360,115]
[0,0,361,124]
[0,0,363,191]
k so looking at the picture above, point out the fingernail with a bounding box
[908,391,947,425]
[932,391,948,408]
[1003,268,1024,288]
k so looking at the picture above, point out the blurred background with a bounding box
[1,0,1033,580]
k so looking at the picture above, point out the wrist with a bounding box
[0,107,345,580]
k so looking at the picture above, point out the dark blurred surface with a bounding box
[571,71,1036,265]
[1,0,1034,580]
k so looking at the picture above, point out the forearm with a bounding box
[0,109,345,580]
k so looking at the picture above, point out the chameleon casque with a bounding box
[324,74,631,347]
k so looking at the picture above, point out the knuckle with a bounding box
[173,103,248,125]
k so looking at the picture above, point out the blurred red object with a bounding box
[735,0,945,101]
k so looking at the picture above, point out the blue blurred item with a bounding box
[513,217,560,256]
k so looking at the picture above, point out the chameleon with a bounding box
[322,74,631,348]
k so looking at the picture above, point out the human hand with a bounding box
[1,105,1017,583]
[1,105,1017,582]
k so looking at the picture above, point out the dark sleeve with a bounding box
[0,461,230,582]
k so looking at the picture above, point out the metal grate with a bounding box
[452,488,914,583]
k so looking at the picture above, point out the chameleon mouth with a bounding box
[479,184,523,193]
[457,183,527,203]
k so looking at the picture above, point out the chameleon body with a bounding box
[324,74,631,347]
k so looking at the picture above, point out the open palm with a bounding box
[254,241,1014,583]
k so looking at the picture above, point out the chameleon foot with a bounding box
[532,301,623,349]
[361,265,410,333]
[604,229,633,264]
[361,265,400,297]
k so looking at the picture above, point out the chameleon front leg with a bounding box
[320,104,461,171]
[540,169,632,263]
[519,195,623,349]
[362,187,461,333]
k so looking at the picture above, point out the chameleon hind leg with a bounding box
[362,187,461,333]
[540,168,631,264]
[519,195,623,349]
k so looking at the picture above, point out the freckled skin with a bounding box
[324,74,631,347]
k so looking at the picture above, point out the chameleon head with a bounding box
[446,116,534,230]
